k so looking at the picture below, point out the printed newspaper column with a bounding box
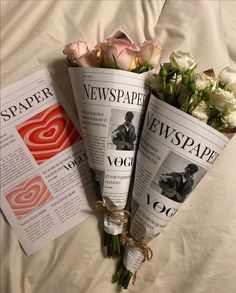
[0,69,97,255]
[122,94,229,273]
[69,67,149,254]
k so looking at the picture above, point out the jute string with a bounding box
[94,201,131,223]
[123,231,153,286]
[123,231,153,262]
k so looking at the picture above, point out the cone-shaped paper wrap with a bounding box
[116,94,230,285]
[69,67,150,251]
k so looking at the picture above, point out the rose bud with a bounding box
[77,49,101,68]
[63,41,88,65]
[218,67,236,95]
[97,38,140,71]
[139,41,163,69]
[209,88,236,112]
[170,50,198,71]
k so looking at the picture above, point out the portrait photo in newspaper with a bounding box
[150,151,206,203]
[107,109,139,151]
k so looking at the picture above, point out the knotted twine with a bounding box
[123,231,153,285]
[94,200,131,223]
[95,201,153,285]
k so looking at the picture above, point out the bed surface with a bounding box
[1,1,236,292]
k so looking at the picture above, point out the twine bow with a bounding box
[123,232,153,286]
[94,201,130,223]
[123,232,153,262]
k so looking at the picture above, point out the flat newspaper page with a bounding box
[0,69,96,255]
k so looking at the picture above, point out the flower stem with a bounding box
[114,260,133,289]
[104,232,124,257]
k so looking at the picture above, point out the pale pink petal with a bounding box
[139,41,163,68]
[116,48,139,71]
[139,41,153,64]
[77,50,101,68]
[63,41,88,63]
[106,38,139,53]
[98,42,119,67]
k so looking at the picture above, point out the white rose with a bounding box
[218,67,236,95]
[225,111,236,128]
[194,72,218,92]
[210,88,236,111]
[170,50,198,71]
[192,101,209,123]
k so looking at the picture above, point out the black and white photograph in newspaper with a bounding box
[107,109,139,151]
[150,151,206,203]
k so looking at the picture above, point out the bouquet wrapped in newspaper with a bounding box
[115,50,236,288]
[63,32,163,256]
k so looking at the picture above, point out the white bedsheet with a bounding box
[1,1,236,292]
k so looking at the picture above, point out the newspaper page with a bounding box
[0,69,97,255]
[69,67,149,234]
[124,94,230,273]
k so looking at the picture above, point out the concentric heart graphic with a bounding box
[17,104,81,164]
[5,175,53,219]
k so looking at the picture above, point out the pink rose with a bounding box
[97,38,139,71]
[139,41,163,69]
[63,41,88,64]
[77,49,101,68]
